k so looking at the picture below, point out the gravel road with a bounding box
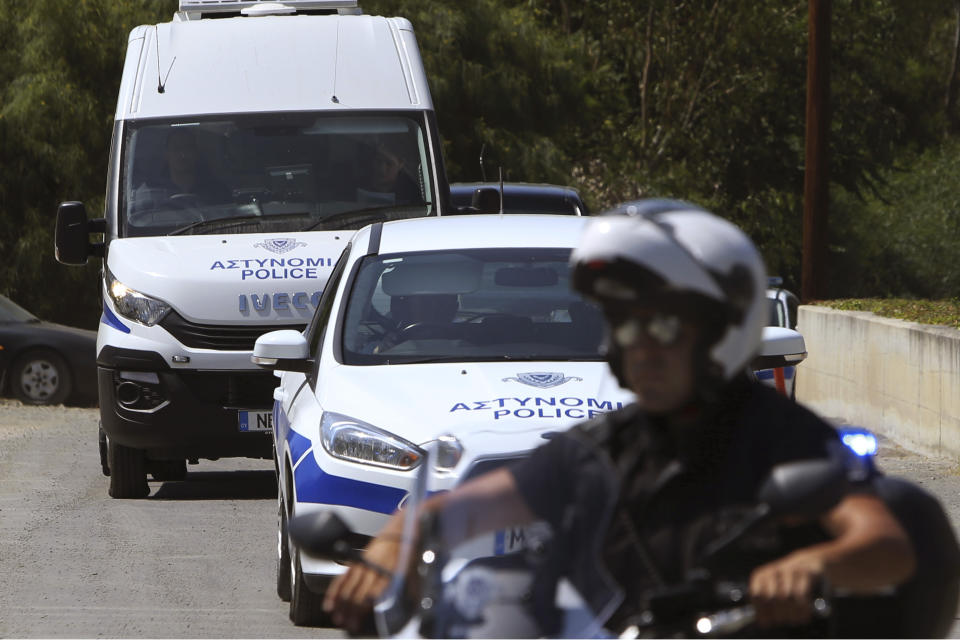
[0,399,958,637]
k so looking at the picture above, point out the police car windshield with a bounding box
[341,248,606,365]
[120,113,436,238]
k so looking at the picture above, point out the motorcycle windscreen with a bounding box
[375,439,624,638]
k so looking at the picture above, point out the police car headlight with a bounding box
[320,412,424,471]
[106,269,171,326]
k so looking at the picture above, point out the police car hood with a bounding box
[106,233,347,324]
[320,361,634,446]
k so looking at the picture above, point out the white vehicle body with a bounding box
[54,0,451,498]
[756,282,802,398]
[253,214,810,626]
[255,215,634,624]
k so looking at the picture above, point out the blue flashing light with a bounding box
[839,428,878,458]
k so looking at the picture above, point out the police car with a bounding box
[449,182,588,215]
[252,216,809,626]
[755,278,803,398]
[252,215,631,624]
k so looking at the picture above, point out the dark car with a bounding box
[450,182,588,216]
[0,294,97,405]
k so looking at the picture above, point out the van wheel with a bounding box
[277,489,292,602]
[289,546,330,626]
[108,442,149,498]
[99,425,110,476]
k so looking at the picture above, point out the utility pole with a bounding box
[802,0,831,302]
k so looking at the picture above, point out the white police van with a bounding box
[53,0,451,498]
[251,215,809,626]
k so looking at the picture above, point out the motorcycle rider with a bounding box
[324,199,916,634]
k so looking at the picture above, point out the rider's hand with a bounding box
[749,548,825,628]
[323,535,402,634]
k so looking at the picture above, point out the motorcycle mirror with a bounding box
[289,511,361,563]
[758,459,848,519]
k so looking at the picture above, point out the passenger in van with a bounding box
[138,129,230,208]
[356,139,421,206]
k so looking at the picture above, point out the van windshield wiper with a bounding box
[167,212,311,236]
[304,204,426,231]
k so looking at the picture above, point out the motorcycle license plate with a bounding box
[238,410,273,432]
[494,526,532,555]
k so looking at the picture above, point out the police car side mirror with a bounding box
[751,326,807,370]
[252,329,313,373]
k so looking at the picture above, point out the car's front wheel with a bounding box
[11,349,72,405]
[108,441,149,499]
[289,528,330,626]
[277,487,292,602]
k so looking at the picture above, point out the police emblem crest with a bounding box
[254,238,307,254]
[502,372,583,388]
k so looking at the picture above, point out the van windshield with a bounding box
[120,112,436,237]
[341,248,607,365]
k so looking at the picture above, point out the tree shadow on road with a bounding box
[149,469,277,500]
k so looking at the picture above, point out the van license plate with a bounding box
[238,410,273,432]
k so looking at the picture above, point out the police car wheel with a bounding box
[11,349,72,405]
[277,489,292,602]
[289,546,330,626]
[108,441,149,499]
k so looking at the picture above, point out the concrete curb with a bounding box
[796,306,960,460]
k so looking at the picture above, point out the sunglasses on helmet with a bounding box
[611,313,686,348]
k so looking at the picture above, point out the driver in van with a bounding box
[323,199,916,636]
[137,129,229,208]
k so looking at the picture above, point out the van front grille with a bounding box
[159,311,305,351]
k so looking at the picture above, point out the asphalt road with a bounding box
[0,401,340,639]
[1,400,958,637]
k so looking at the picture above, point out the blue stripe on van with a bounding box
[101,307,131,334]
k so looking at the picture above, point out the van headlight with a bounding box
[106,269,171,326]
[320,412,424,471]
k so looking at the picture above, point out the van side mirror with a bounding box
[751,326,806,370]
[55,201,105,265]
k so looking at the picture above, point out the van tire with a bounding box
[108,442,149,498]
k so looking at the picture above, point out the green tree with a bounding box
[0,0,174,325]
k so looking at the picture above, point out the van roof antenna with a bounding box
[155,26,175,93]
[479,144,487,182]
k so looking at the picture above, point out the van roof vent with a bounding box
[178,0,360,18]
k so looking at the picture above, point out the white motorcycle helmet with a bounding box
[571,199,767,394]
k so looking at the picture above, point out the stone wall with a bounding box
[797,306,960,459]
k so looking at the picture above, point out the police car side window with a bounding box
[305,244,351,377]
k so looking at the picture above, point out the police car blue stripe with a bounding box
[293,454,407,514]
[101,307,130,334]
[288,429,313,466]
[754,366,795,381]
